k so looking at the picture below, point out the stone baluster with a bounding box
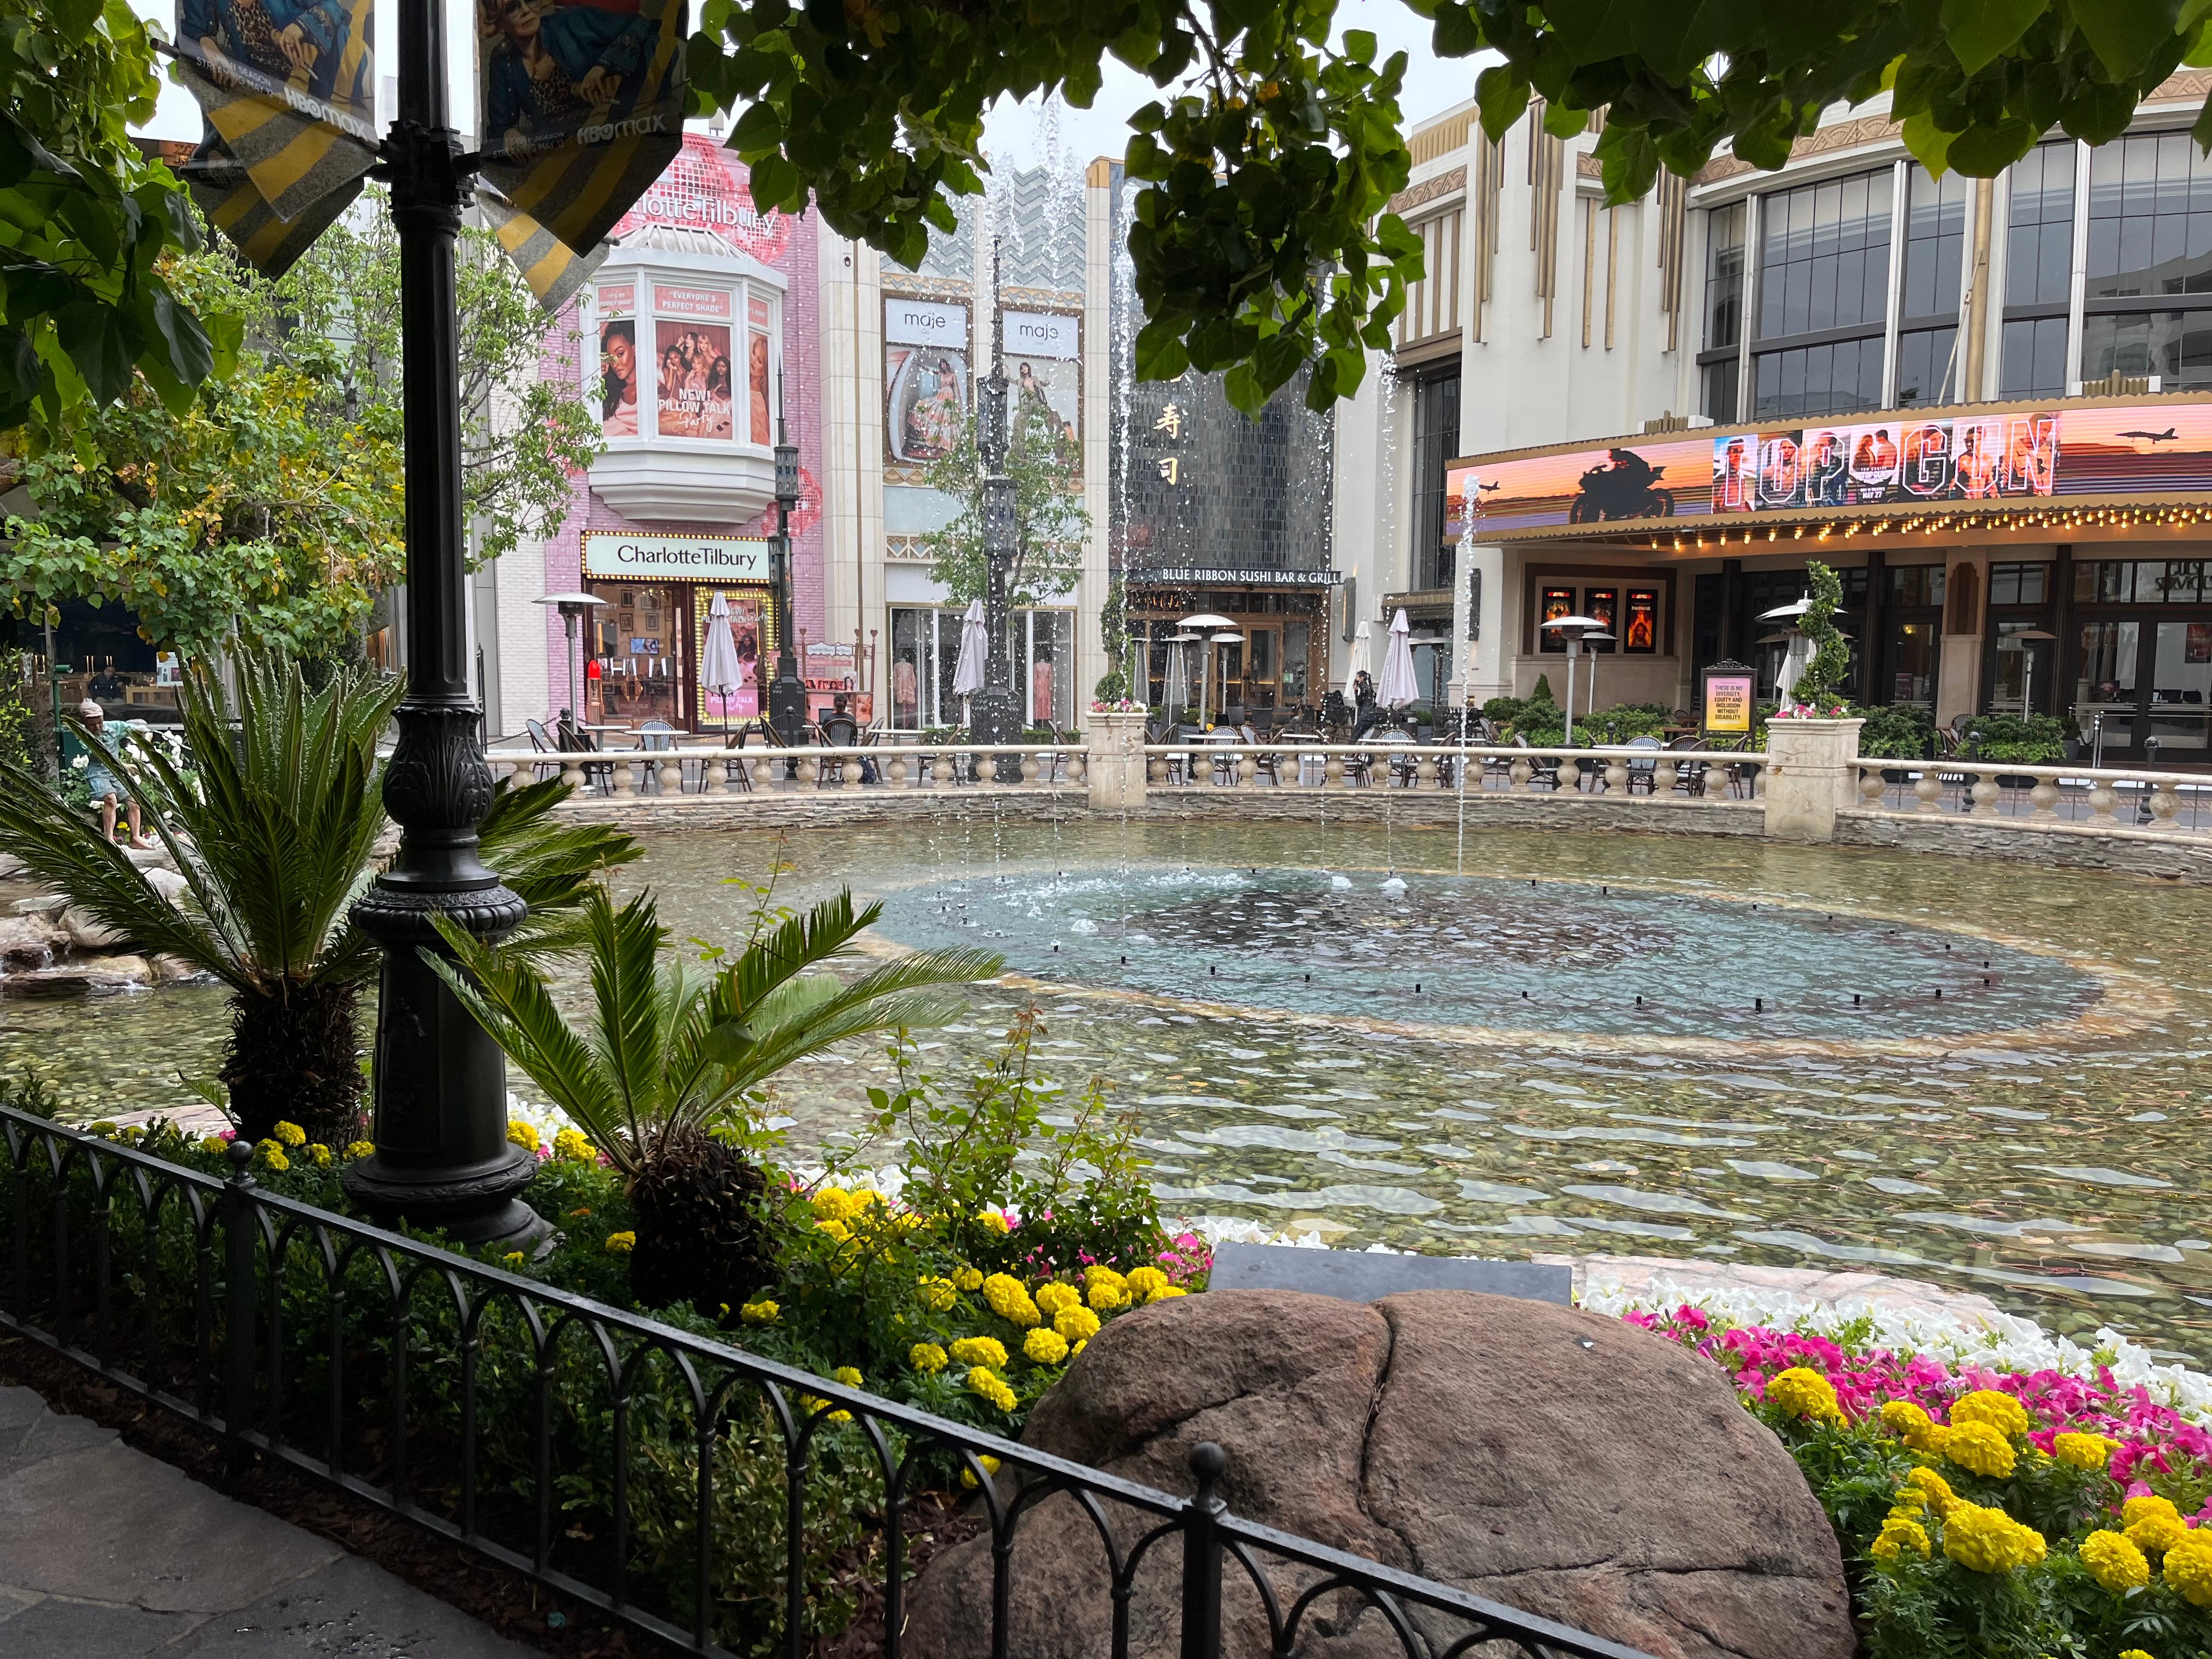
[1417,756,1439,788]
[1324,754,1345,788]
[1656,757,1678,795]
[1555,757,1580,794]
[1969,769,2000,815]
[1603,758,1628,793]
[1509,757,1531,792]
[2086,777,2118,823]
[1237,754,1257,786]
[2149,781,2182,828]
[1912,770,1941,812]
[935,753,956,785]
[612,760,636,798]
[1857,766,1887,808]
[797,755,817,785]
[561,757,585,792]
[889,755,909,786]
[2028,775,2059,817]
[1020,751,1040,784]
[659,755,682,796]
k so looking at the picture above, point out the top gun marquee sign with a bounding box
[1445,400,2212,540]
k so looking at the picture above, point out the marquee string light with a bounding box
[1614,500,2212,552]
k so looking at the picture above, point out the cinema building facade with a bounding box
[1336,75,2212,766]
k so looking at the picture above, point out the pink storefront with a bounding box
[537,134,827,735]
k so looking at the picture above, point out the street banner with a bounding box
[475,0,689,282]
[170,0,380,276]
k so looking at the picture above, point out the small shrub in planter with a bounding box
[1961,714,2068,783]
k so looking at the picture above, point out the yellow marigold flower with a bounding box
[2130,1509,2192,1556]
[2052,1431,2114,1472]
[918,1276,959,1312]
[1054,1304,1102,1344]
[88,1120,119,1137]
[552,1127,594,1163]
[1023,1327,1070,1364]
[2165,1528,2212,1606]
[960,1453,1001,1489]
[1901,1466,1960,1518]
[346,1140,376,1160]
[504,1119,538,1153]
[980,1273,1041,1328]
[1869,1516,1930,1562]
[950,1335,1009,1369]
[2081,1528,2152,1592]
[603,1231,636,1254]
[502,1250,526,1267]
[833,1366,863,1388]
[200,1135,229,1155]
[1035,1282,1081,1318]
[964,1366,1017,1411]
[1944,1419,2017,1480]
[307,1143,333,1169]
[953,1265,985,1291]
[975,1207,1012,1234]
[253,1140,290,1172]
[1086,1271,1130,1312]
[1765,1367,1842,1423]
[1152,1284,1188,1300]
[740,1299,779,1324]
[1125,1265,1169,1300]
[1881,1400,1934,1441]
[1942,1502,2046,1574]
[2118,1651,2156,1659]
[850,1189,884,1212]
[813,1188,858,1222]
[271,1120,307,1148]
[1073,1339,1087,1356]
[815,1218,853,1244]
[1949,1388,2030,1439]
[2126,1493,2182,1529]
[910,1342,947,1374]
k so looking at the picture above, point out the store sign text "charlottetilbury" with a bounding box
[582,534,770,581]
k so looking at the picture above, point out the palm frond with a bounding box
[478,776,642,911]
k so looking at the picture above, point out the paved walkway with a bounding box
[0,1382,532,1657]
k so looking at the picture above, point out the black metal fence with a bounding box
[0,1103,1652,1659]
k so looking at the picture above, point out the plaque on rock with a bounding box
[1206,1243,1572,1306]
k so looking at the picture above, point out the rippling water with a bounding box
[9,815,2211,1357]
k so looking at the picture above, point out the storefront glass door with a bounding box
[1887,618,1940,707]
[589,584,685,730]
[2148,619,2212,754]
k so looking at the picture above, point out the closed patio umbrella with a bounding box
[951,599,989,702]
[1379,608,1420,708]
[699,591,743,738]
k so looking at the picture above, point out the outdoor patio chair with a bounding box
[1624,734,1662,794]
[1665,733,1708,797]
[522,719,565,783]
[817,713,860,786]
[1511,733,1560,791]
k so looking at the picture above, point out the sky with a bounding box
[134,0,1478,166]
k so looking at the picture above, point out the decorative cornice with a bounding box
[881,273,971,300]
[1576,153,1604,180]
[1388,166,1465,217]
[1693,114,1903,188]
[1000,284,1084,309]
[2144,70,2212,106]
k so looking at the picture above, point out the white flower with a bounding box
[69,754,87,770]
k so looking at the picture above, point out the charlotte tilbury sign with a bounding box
[582,533,771,582]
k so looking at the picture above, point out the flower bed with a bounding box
[1611,1286,2212,1659]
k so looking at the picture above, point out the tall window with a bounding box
[1699,202,1746,423]
[1409,369,1460,592]
[2001,143,2076,398]
[1894,164,1968,405]
[1751,168,1893,420]
[2083,132,2212,390]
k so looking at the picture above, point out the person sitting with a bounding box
[1350,670,1382,740]
[77,700,151,849]
[87,657,127,701]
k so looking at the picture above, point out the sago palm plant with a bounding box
[0,649,636,1145]
[429,885,1000,1313]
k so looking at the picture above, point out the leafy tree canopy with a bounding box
[0,190,599,660]
[0,0,227,427]
[918,391,1091,609]
[692,0,2212,414]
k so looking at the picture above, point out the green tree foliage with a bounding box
[690,0,2212,413]
[1793,561,1850,709]
[0,190,600,659]
[918,389,1091,608]
[0,0,226,427]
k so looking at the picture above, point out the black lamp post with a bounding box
[766,379,808,749]
[339,0,543,1248]
[968,238,1022,773]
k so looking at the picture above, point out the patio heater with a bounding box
[1539,614,1602,744]
[534,591,606,736]
[1207,631,1245,726]
[1164,632,1201,723]
[1177,614,1234,726]
[1758,594,1815,703]
[1581,631,1615,715]
[2000,629,2057,715]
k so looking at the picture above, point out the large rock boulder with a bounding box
[904,1289,1851,1659]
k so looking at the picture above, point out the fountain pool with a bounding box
[7,819,2209,1356]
